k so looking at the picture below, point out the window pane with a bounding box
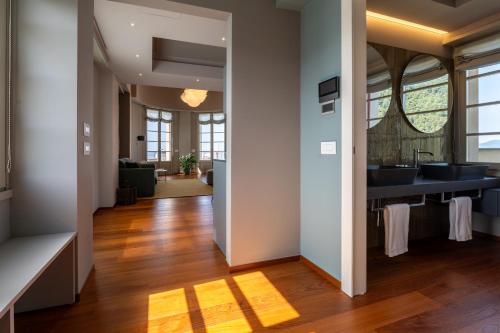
[467,134,500,163]
[213,123,225,132]
[161,112,172,121]
[200,152,211,160]
[213,113,225,121]
[466,63,500,77]
[147,142,158,151]
[200,124,211,133]
[200,143,211,152]
[160,132,170,142]
[147,130,157,141]
[147,151,158,161]
[199,114,211,122]
[214,152,225,160]
[161,152,171,162]
[213,132,225,142]
[466,104,500,134]
[214,142,225,152]
[201,133,211,142]
[466,71,500,105]
[147,110,159,119]
[160,122,171,132]
[161,142,170,152]
[147,121,158,131]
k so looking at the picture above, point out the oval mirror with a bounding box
[400,54,452,133]
[366,44,392,129]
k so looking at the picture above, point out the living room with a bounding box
[93,0,227,204]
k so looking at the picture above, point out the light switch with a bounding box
[321,141,336,155]
[84,142,91,156]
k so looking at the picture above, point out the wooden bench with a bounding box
[0,233,76,333]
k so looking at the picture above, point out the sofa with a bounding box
[118,158,156,197]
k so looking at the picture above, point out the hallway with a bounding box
[15,196,500,332]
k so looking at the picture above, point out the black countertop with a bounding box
[367,176,500,200]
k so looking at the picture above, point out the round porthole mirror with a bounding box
[400,54,453,133]
[366,44,392,129]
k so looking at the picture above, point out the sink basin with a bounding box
[420,163,489,181]
[367,165,419,187]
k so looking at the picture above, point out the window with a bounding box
[146,109,172,162]
[198,113,225,161]
[0,0,10,191]
[465,63,500,163]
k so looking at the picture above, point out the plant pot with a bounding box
[183,167,191,175]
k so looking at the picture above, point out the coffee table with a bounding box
[155,169,168,182]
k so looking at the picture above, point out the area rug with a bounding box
[148,179,213,199]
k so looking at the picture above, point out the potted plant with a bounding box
[179,153,197,175]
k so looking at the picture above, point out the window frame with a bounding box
[198,113,226,161]
[146,109,173,163]
[457,58,500,170]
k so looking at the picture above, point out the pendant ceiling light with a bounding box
[180,89,208,108]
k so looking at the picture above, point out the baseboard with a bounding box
[473,230,500,242]
[229,255,300,273]
[300,256,341,289]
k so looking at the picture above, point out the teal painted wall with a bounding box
[300,0,342,280]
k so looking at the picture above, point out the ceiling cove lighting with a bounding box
[181,89,208,108]
[366,10,448,35]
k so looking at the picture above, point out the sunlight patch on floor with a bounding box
[233,271,300,327]
[194,279,252,333]
[148,288,193,333]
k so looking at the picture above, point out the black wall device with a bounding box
[318,76,340,104]
[137,135,145,141]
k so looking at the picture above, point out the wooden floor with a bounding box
[15,196,500,332]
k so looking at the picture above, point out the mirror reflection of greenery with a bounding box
[369,88,391,127]
[403,75,449,133]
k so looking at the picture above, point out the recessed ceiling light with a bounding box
[196,78,200,82]
[138,73,143,77]
[135,54,140,59]
[130,22,135,27]
[221,37,226,41]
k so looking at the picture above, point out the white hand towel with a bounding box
[449,197,472,242]
[384,204,410,257]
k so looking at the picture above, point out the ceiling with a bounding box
[367,0,500,32]
[94,0,228,91]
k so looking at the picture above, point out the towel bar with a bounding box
[369,194,426,212]
[429,189,482,204]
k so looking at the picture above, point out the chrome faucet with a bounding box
[413,149,434,168]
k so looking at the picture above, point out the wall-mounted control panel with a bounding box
[319,76,339,115]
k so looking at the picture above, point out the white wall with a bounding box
[12,0,79,236]
[168,0,301,267]
[94,64,120,208]
[130,102,145,162]
[76,0,94,291]
[0,199,9,243]
[13,0,94,292]
[213,160,226,255]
